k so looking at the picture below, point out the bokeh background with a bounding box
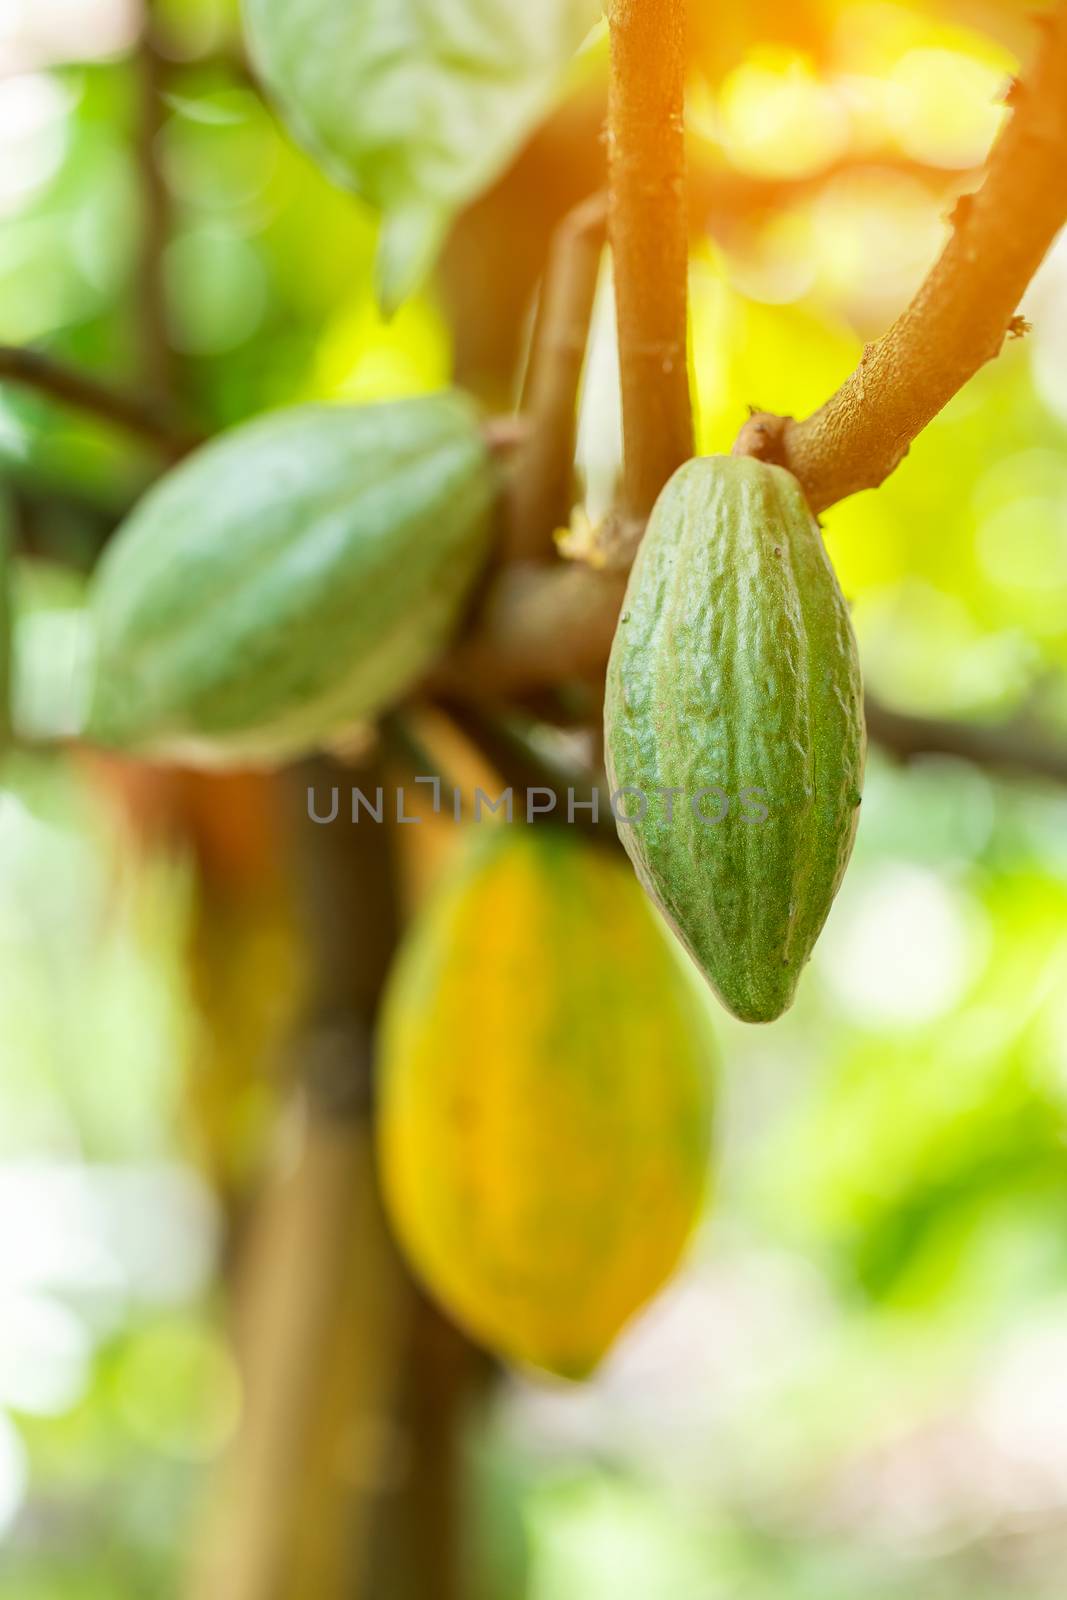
[2,0,1067,1596]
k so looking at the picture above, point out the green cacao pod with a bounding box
[604,454,866,1024]
[85,393,495,767]
[377,826,715,1380]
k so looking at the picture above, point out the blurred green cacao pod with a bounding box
[85,394,496,767]
[604,454,866,1024]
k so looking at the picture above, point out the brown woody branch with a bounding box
[733,5,1067,512]
[426,669,1067,792]
[691,153,978,234]
[865,695,1067,786]
[428,678,1067,791]
[0,345,201,457]
[608,0,693,522]
[186,758,416,1600]
[434,560,628,696]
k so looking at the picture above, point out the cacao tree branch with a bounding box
[690,153,979,232]
[733,4,1067,512]
[436,561,628,696]
[435,697,618,844]
[865,695,1067,786]
[608,0,694,522]
[365,1297,489,1600]
[448,5,1067,694]
[379,709,473,822]
[426,686,1067,821]
[505,192,607,561]
[435,653,1067,793]
[0,345,201,456]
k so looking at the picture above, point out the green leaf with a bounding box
[241,0,601,313]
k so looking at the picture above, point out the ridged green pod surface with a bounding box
[86,393,495,767]
[604,454,866,1024]
[377,827,716,1380]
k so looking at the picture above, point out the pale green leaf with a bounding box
[242,0,601,311]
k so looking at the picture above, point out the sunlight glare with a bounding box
[887,49,1007,169]
[818,864,985,1026]
[718,53,849,180]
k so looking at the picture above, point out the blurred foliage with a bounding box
[1,0,1067,1597]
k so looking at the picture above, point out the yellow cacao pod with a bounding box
[376,826,716,1380]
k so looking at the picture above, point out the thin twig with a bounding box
[733,5,1067,512]
[135,9,176,399]
[0,345,201,457]
[608,0,693,521]
[505,192,607,560]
